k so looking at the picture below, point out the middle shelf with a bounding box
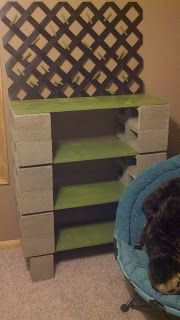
[54,180,124,210]
[53,136,137,164]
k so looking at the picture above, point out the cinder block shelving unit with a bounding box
[10,94,169,281]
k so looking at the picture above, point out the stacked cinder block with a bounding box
[117,104,169,185]
[10,109,55,281]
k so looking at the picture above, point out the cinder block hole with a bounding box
[51,109,116,142]
[53,158,118,188]
[54,203,117,227]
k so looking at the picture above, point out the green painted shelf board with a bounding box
[54,180,124,210]
[56,220,115,251]
[53,136,137,164]
[11,94,167,115]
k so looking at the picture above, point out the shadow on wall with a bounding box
[168,119,180,157]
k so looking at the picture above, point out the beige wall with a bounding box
[0,0,179,241]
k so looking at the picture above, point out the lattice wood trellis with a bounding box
[0,1,144,100]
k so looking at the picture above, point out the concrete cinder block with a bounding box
[11,110,51,142]
[16,166,53,192]
[17,189,53,215]
[136,152,167,174]
[14,140,52,167]
[118,152,167,186]
[126,105,169,131]
[123,128,169,153]
[20,212,55,257]
[30,254,54,282]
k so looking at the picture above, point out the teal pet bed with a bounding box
[114,155,180,318]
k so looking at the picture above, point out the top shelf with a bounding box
[11,94,166,115]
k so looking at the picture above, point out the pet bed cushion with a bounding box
[114,155,180,317]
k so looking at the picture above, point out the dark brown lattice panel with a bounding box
[0,1,144,100]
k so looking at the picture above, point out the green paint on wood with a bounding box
[56,220,115,251]
[54,136,137,164]
[11,94,167,115]
[54,180,124,210]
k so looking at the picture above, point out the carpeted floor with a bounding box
[0,246,177,320]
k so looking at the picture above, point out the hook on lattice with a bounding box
[72,73,80,84]
[53,80,63,86]
[11,14,18,25]
[82,41,92,51]
[61,14,69,25]
[103,13,112,23]
[40,65,49,74]
[92,71,101,80]
[17,68,25,76]
[120,26,127,36]
[50,24,57,36]
[106,88,115,95]
[86,13,92,24]
[31,36,40,46]
[29,80,38,88]
[22,52,32,62]
[62,40,70,51]
[97,52,105,61]
[117,51,125,61]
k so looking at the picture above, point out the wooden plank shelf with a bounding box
[11,94,166,115]
[54,180,124,210]
[56,220,115,252]
[53,136,137,164]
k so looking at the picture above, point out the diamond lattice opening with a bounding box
[8,35,23,50]
[20,21,35,37]
[82,33,95,47]
[12,62,25,76]
[107,82,118,93]
[63,85,74,97]
[127,33,139,47]
[129,81,139,93]
[45,21,59,37]
[72,72,85,85]
[40,87,51,99]
[26,75,38,87]
[93,21,106,35]
[106,58,117,71]
[58,34,71,49]
[104,33,117,47]
[35,35,48,49]
[116,46,128,58]
[127,57,139,71]
[85,83,96,96]
[50,73,63,86]
[80,7,94,23]
[17,89,27,100]
[22,49,36,63]
[47,47,61,62]
[117,70,128,82]
[103,7,117,22]
[115,21,128,35]
[126,6,139,22]
[60,60,73,73]
[94,46,106,60]
[83,59,95,72]
[6,7,20,23]
[56,7,71,23]
[97,71,107,84]
[71,47,84,61]
[37,61,50,75]
[69,21,83,36]
[31,7,47,23]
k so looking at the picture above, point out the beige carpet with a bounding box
[0,246,177,320]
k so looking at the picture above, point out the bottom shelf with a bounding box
[56,220,115,252]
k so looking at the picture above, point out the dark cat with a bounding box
[142,177,180,294]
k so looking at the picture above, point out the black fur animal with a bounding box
[142,177,180,294]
